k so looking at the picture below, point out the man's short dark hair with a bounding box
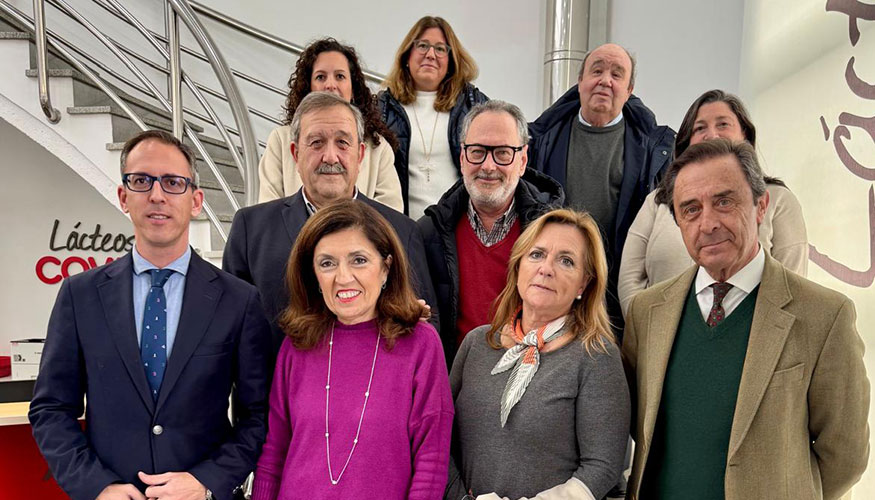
[119,129,198,185]
[577,44,637,90]
[662,138,766,221]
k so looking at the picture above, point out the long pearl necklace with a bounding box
[325,322,381,485]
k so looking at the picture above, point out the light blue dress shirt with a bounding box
[132,246,191,359]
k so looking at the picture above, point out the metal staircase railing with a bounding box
[0,0,387,244]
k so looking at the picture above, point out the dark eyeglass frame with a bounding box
[462,144,525,166]
[411,39,451,58]
[122,173,195,194]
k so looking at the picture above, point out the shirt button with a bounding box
[152,425,164,436]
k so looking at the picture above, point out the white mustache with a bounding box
[316,163,345,174]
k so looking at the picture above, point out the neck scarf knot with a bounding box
[491,313,567,427]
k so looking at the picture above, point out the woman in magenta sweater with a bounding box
[252,200,453,499]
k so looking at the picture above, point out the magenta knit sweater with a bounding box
[252,320,453,500]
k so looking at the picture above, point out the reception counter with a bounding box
[0,378,67,499]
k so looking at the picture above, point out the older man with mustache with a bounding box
[419,100,564,366]
[224,92,437,355]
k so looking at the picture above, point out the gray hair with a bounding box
[290,91,364,145]
[119,129,198,185]
[459,100,530,146]
[577,44,637,90]
[662,138,767,220]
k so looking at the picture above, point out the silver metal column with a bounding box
[542,0,608,109]
[166,4,183,139]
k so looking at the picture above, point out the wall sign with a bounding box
[35,219,134,284]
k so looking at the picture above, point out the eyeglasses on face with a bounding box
[411,39,451,58]
[122,173,195,194]
[463,144,525,166]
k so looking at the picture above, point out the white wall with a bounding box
[0,117,133,357]
[609,0,745,131]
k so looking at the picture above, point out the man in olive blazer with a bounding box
[622,139,869,500]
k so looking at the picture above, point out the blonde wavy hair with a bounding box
[488,209,614,354]
[383,16,479,112]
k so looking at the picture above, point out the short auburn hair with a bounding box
[278,199,426,349]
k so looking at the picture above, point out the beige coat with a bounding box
[622,255,869,500]
[257,125,404,212]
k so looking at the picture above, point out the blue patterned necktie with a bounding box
[141,269,174,401]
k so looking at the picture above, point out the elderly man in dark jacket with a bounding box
[528,43,675,343]
[419,101,564,365]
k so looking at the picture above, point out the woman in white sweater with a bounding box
[258,38,403,212]
[618,89,808,315]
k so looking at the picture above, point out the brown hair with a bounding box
[675,89,756,158]
[278,199,426,349]
[384,16,479,112]
[657,89,782,205]
[120,129,198,184]
[282,38,398,150]
[488,209,614,354]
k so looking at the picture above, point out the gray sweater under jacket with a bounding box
[445,325,630,499]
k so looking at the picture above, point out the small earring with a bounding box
[576,294,582,300]
[381,281,387,290]
[319,287,323,294]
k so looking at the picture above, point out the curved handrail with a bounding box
[32,0,60,123]
[96,0,247,180]
[189,0,387,85]
[0,0,228,241]
[167,0,259,207]
[48,0,241,213]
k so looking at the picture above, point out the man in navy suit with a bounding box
[29,130,271,500]
[223,92,437,352]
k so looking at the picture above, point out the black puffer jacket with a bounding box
[418,168,565,365]
[378,84,489,215]
[528,85,676,341]
[528,85,676,262]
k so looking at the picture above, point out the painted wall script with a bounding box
[812,0,875,287]
[34,219,134,284]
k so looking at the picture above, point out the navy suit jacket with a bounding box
[29,251,272,500]
[222,190,439,354]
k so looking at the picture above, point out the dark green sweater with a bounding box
[640,284,759,500]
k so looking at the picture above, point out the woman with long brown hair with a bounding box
[618,89,808,315]
[446,209,630,500]
[378,16,488,219]
[252,200,452,499]
[259,38,403,211]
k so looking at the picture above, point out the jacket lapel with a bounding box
[641,267,696,449]
[727,256,795,459]
[281,191,309,245]
[156,252,221,411]
[96,254,155,414]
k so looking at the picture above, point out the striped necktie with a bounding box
[141,269,174,401]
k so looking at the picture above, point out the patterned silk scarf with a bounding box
[491,313,568,427]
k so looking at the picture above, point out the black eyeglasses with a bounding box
[122,173,195,194]
[411,40,451,58]
[462,144,525,166]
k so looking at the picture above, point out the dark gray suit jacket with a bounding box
[222,190,439,353]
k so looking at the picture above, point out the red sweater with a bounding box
[454,216,520,345]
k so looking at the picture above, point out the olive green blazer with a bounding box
[622,255,869,500]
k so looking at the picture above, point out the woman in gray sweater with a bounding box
[445,209,630,500]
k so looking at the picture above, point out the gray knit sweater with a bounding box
[445,325,630,499]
